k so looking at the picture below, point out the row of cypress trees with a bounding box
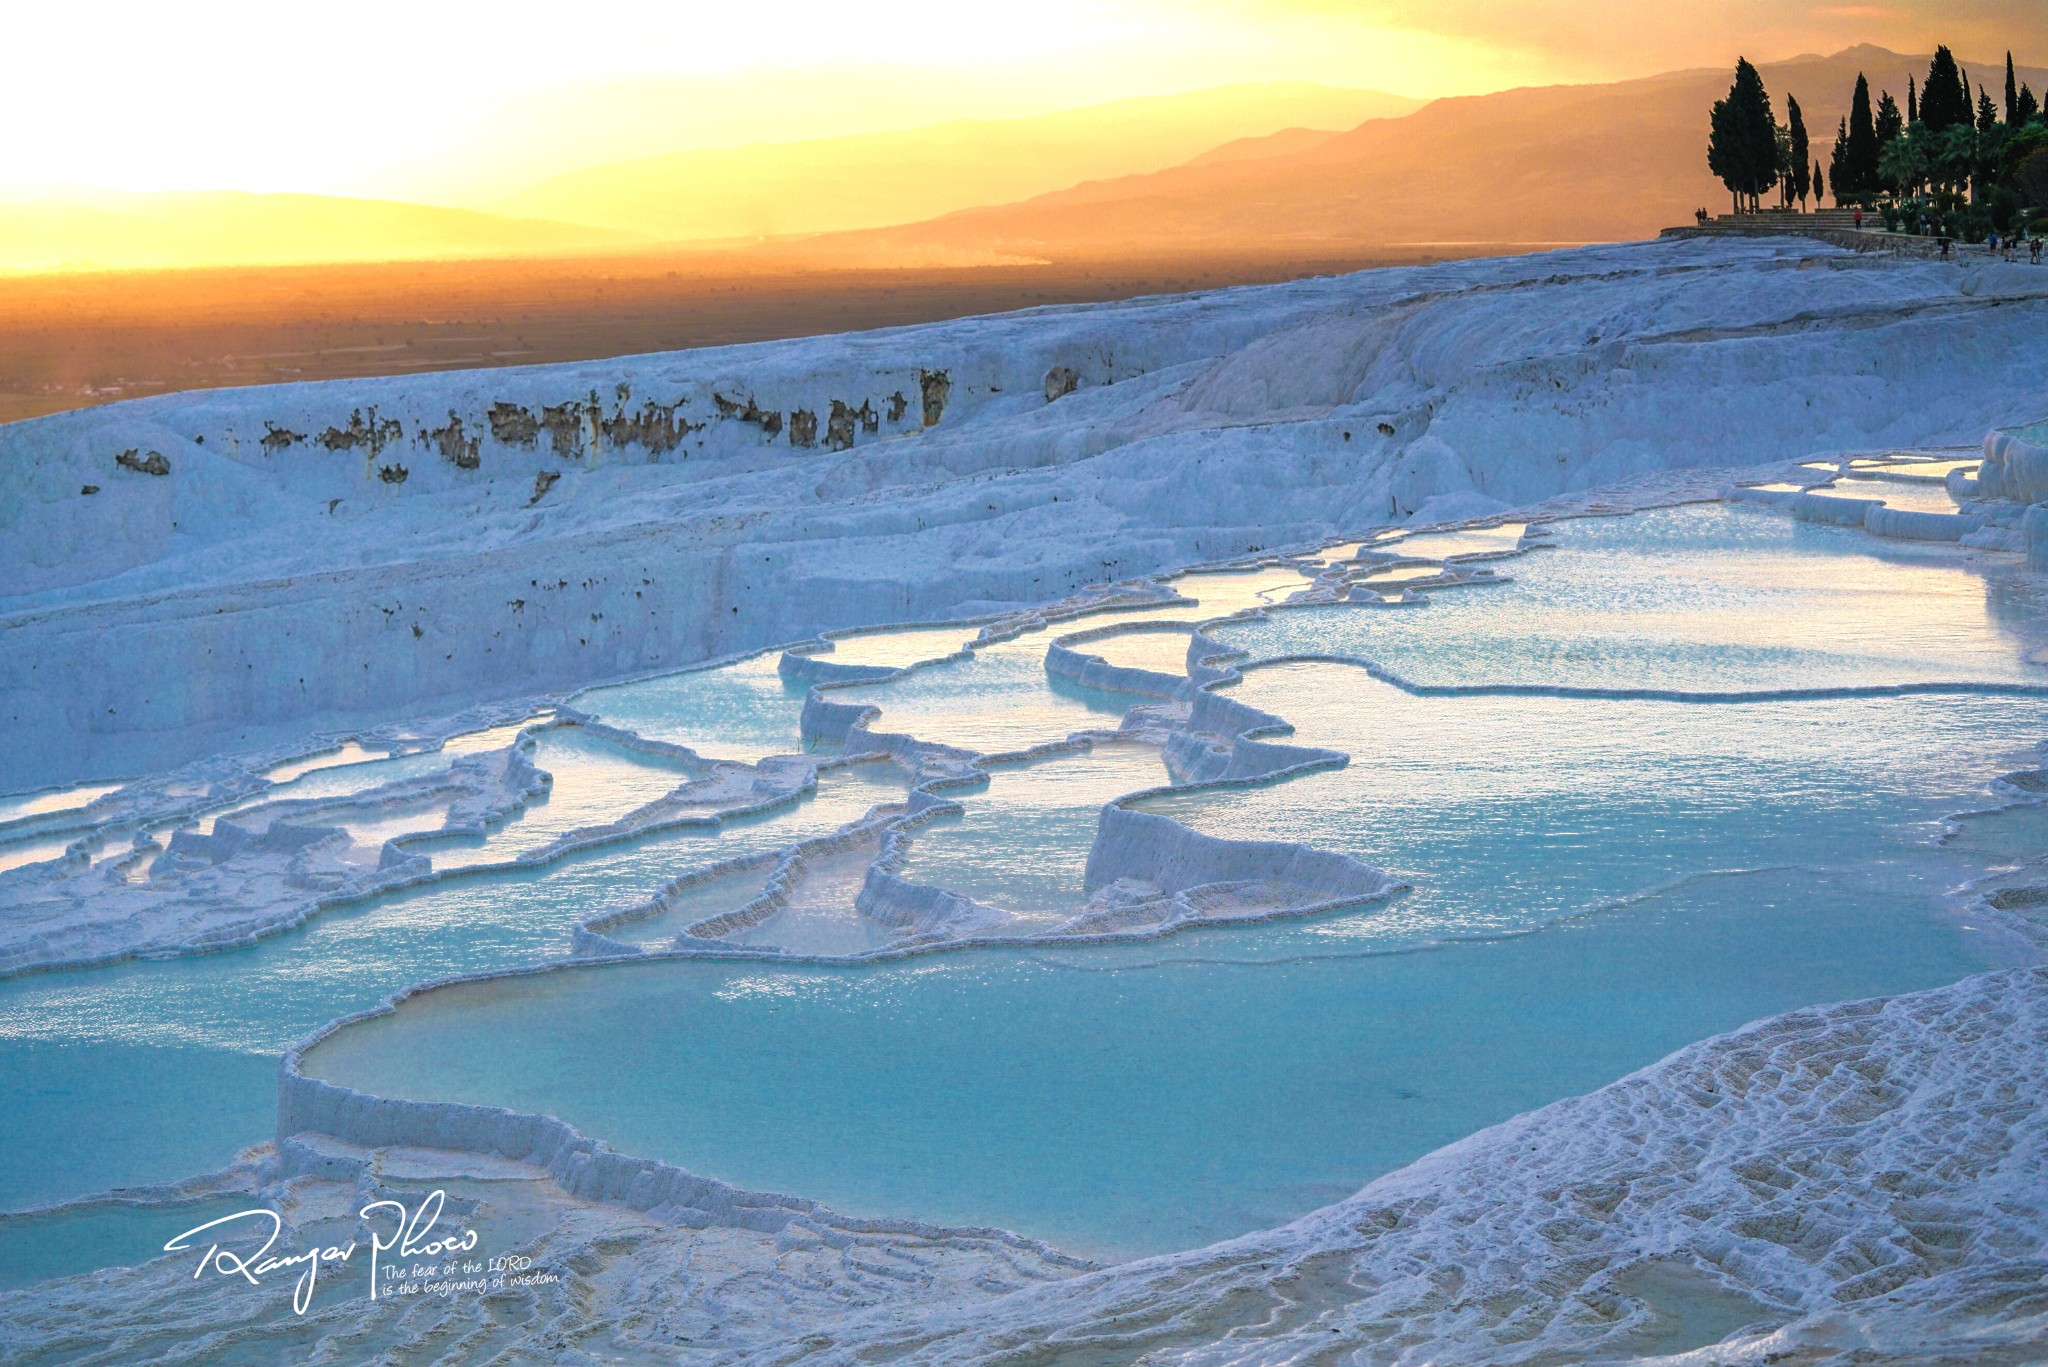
[1708,48,2046,226]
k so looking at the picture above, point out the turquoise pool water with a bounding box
[828,637,1145,753]
[1139,666,2042,950]
[1210,505,2045,692]
[577,653,813,762]
[306,864,1997,1261]
[896,741,1171,919]
[0,763,907,1209]
[2,498,2043,1287]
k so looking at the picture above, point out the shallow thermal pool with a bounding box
[1139,666,2041,950]
[576,653,812,762]
[896,741,1172,921]
[1068,628,1202,677]
[1208,504,2047,692]
[4,496,2046,1288]
[306,866,1999,1261]
[300,500,2045,1262]
[828,620,1155,752]
[0,782,121,827]
[0,762,908,1209]
[1846,457,1982,480]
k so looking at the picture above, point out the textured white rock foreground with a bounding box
[0,1141,1089,1367]
[8,238,2048,786]
[764,966,2048,1367]
[15,964,2042,1364]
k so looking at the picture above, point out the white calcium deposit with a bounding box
[4,237,2048,1366]
[7,237,2048,788]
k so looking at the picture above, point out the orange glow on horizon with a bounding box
[4,1,2046,273]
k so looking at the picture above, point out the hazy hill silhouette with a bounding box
[494,83,1420,243]
[824,46,2048,262]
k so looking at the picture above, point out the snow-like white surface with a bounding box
[6,237,2048,1364]
[7,238,2048,788]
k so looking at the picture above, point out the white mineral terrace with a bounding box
[3,237,2048,1365]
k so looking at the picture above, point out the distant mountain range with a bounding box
[0,84,1415,274]
[815,46,2048,263]
[8,48,2041,275]
[492,83,1422,243]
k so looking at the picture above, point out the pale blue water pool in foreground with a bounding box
[294,503,2048,1259]
[0,763,907,1209]
[0,1197,253,1292]
[306,864,1998,1261]
[3,498,2045,1286]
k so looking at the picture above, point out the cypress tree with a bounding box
[1829,118,1850,206]
[1975,87,2000,203]
[1708,58,1779,213]
[1875,90,1903,146]
[1908,76,1918,124]
[1709,101,1743,214]
[1814,160,1825,206]
[2009,52,2021,124]
[1788,96,1811,206]
[1845,73,1881,198]
[2019,83,2041,128]
[1923,47,1970,131]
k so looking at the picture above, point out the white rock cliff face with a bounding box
[6,238,2048,788]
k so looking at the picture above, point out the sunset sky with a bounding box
[11,0,2048,205]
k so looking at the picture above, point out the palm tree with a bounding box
[1878,134,1926,200]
